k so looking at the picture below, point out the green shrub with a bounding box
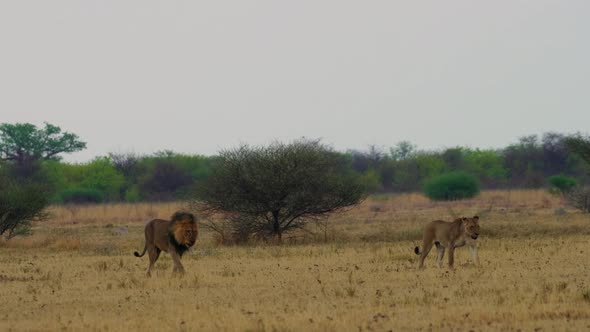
[61,188,104,204]
[124,185,141,202]
[0,176,49,238]
[548,174,577,195]
[79,157,125,201]
[44,157,125,202]
[360,170,382,192]
[423,171,480,201]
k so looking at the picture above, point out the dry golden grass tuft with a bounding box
[1,190,589,331]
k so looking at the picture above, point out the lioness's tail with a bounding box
[414,246,421,255]
[134,243,147,257]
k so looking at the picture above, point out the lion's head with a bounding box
[462,215,480,240]
[169,212,198,254]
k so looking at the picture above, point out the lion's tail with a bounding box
[134,243,147,257]
[414,246,421,255]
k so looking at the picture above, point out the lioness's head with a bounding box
[463,215,480,240]
[170,212,198,247]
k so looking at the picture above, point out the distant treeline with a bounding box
[42,132,588,203]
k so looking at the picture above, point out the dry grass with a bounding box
[46,201,184,226]
[1,190,589,331]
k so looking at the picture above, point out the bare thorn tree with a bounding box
[189,139,366,243]
[564,134,590,213]
[0,175,49,239]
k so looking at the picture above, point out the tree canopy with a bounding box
[565,135,590,168]
[192,139,366,242]
[0,122,86,165]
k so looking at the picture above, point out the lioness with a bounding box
[134,211,198,276]
[414,216,480,269]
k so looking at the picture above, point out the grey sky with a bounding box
[1,1,588,162]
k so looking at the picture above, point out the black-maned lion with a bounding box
[414,215,480,269]
[134,211,198,276]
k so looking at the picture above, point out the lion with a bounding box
[134,211,198,276]
[414,215,480,269]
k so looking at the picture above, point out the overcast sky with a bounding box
[1,1,588,162]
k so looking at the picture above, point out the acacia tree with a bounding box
[389,140,416,161]
[191,139,365,242]
[0,122,86,175]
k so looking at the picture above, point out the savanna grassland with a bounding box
[1,190,590,331]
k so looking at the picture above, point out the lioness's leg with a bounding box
[146,247,161,277]
[169,249,185,274]
[418,241,433,269]
[469,244,479,264]
[447,244,455,269]
[435,242,445,268]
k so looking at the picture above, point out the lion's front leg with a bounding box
[169,249,185,275]
[447,243,456,270]
[468,243,479,265]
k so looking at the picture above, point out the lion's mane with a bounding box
[167,211,198,257]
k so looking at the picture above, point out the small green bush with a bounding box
[423,171,480,201]
[360,170,382,192]
[60,188,104,204]
[548,174,577,195]
[0,176,49,238]
[124,185,141,202]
